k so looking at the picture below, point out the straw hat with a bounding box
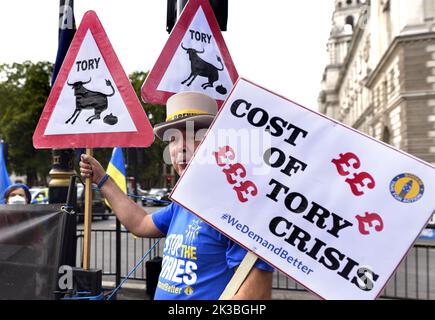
[153,92,218,141]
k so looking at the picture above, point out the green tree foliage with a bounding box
[127,71,167,188]
[0,61,53,186]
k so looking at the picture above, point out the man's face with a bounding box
[168,128,206,176]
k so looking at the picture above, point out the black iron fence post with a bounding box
[115,218,121,289]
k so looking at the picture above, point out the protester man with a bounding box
[80,91,273,300]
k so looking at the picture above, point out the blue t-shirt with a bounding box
[151,202,273,300]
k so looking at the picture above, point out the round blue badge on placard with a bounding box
[390,173,424,203]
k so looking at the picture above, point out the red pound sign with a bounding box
[345,172,376,196]
[213,146,235,168]
[331,153,361,176]
[233,181,258,203]
[222,163,247,185]
[356,212,384,236]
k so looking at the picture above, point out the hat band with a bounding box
[165,108,209,122]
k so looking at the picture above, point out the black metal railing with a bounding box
[76,228,163,282]
[76,226,435,300]
[381,243,434,300]
[269,242,435,300]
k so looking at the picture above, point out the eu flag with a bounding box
[52,1,84,163]
[0,142,12,204]
[105,148,127,208]
[52,0,76,86]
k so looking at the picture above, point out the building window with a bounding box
[383,80,388,104]
[389,69,395,93]
[344,15,355,34]
[381,0,390,12]
[376,87,381,108]
[345,15,355,29]
[382,126,391,144]
[424,0,435,21]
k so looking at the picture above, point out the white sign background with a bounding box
[157,6,234,101]
[44,30,137,135]
[170,78,435,300]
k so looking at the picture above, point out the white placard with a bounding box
[170,78,435,300]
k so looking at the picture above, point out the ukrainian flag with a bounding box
[106,148,127,208]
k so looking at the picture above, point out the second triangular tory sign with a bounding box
[141,0,238,108]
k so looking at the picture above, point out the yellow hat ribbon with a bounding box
[165,108,209,122]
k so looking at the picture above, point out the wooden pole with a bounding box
[83,148,93,270]
[219,251,257,300]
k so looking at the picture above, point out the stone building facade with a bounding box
[319,0,435,165]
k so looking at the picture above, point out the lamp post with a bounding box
[166,0,228,33]
[48,148,77,268]
[48,149,75,201]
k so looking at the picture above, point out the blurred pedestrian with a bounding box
[3,183,31,204]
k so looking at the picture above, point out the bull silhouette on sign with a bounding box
[65,78,115,125]
[180,43,227,94]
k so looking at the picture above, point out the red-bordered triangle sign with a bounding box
[33,10,154,149]
[141,0,238,108]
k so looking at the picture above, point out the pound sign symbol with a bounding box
[345,172,376,196]
[213,146,235,167]
[331,153,361,176]
[222,163,247,185]
[233,180,258,203]
[355,212,384,236]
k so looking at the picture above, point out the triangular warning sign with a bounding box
[33,10,154,149]
[141,0,238,108]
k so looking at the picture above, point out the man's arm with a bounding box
[79,154,163,238]
[232,267,273,300]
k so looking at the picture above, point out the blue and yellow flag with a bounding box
[106,148,127,208]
